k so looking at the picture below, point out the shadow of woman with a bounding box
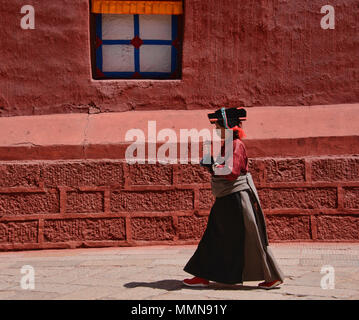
[124,279,183,291]
[124,280,261,291]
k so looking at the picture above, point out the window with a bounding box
[91,1,183,79]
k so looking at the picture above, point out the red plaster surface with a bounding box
[343,188,359,209]
[110,190,194,212]
[0,156,358,250]
[0,1,358,117]
[266,215,312,241]
[0,1,358,249]
[198,189,215,210]
[127,163,173,185]
[311,158,359,182]
[131,217,175,241]
[0,221,38,243]
[0,191,60,215]
[38,162,124,187]
[176,164,212,185]
[66,191,104,213]
[43,218,126,242]
[0,105,359,160]
[177,215,208,240]
[264,159,306,183]
[0,105,358,249]
[258,187,338,210]
[0,105,357,249]
[316,215,359,240]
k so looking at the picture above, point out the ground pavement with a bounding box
[0,243,358,300]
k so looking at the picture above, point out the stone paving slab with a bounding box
[0,243,358,300]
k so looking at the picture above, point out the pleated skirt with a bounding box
[183,189,285,284]
[183,191,246,284]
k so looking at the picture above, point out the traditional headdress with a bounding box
[208,107,247,139]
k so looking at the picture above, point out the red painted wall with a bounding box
[0,1,358,250]
[1,157,359,251]
[0,0,358,117]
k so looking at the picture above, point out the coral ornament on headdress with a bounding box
[231,125,246,139]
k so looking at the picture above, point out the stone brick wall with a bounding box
[0,157,358,251]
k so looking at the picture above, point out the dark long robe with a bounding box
[183,138,285,284]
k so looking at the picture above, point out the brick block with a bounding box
[111,190,194,212]
[177,215,208,240]
[264,159,305,183]
[0,192,60,216]
[343,188,359,209]
[316,215,359,240]
[311,158,359,181]
[258,187,337,209]
[128,163,172,185]
[131,217,175,240]
[0,221,38,243]
[266,215,311,240]
[66,191,104,213]
[198,189,215,209]
[0,164,41,187]
[177,164,211,184]
[40,161,124,187]
[248,159,263,184]
[44,218,126,242]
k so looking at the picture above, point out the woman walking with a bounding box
[183,107,284,289]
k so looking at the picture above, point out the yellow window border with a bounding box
[92,0,183,15]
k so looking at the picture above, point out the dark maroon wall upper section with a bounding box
[0,0,358,117]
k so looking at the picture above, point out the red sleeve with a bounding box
[214,139,248,181]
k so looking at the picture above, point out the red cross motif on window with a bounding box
[131,35,143,49]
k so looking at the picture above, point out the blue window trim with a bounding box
[134,14,140,73]
[171,14,178,74]
[95,14,180,79]
[95,14,103,72]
